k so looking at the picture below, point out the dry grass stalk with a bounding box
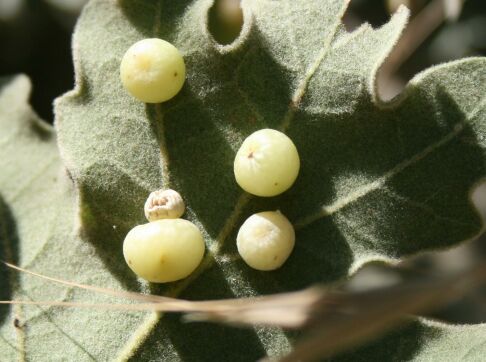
[1,258,486,361]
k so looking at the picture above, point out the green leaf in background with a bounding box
[0,75,154,361]
[1,0,485,360]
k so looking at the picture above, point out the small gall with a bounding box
[144,189,185,222]
[237,211,295,271]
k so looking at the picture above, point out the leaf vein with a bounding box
[114,2,168,359]
[279,2,348,132]
[294,98,485,229]
[153,103,171,188]
[383,187,474,228]
[338,213,381,248]
[295,92,486,229]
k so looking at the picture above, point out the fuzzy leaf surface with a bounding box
[1,0,486,360]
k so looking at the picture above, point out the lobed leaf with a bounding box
[1,0,485,359]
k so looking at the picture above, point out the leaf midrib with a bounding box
[114,0,349,359]
[294,95,486,230]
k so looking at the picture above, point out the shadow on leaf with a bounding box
[76,163,150,291]
[330,321,426,362]
[0,195,19,326]
[119,0,193,40]
[130,262,267,361]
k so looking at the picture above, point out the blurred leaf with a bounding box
[44,0,88,14]
[443,0,465,22]
[0,75,154,361]
[1,0,486,360]
[0,0,23,21]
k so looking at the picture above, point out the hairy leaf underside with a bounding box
[1,0,485,360]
